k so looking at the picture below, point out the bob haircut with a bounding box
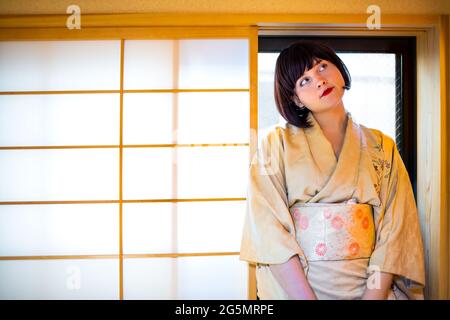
[274,40,352,128]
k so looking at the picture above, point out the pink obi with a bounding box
[291,203,375,261]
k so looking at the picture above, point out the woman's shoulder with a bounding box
[359,123,396,153]
[258,122,293,145]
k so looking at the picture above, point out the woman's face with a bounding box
[293,59,346,113]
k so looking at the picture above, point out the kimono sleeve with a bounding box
[369,135,426,288]
[239,127,305,265]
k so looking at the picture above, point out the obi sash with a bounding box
[290,203,375,261]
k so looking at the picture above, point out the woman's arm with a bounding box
[361,271,394,300]
[269,255,317,300]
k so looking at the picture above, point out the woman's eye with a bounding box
[300,78,309,87]
[320,63,327,70]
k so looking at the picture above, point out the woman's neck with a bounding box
[312,106,348,135]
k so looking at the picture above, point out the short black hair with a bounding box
[274,40,352,128]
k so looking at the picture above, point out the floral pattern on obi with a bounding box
[291,203,375,261]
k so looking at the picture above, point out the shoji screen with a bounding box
[0,38,250,299]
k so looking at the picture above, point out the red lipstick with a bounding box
[322,87,333,97]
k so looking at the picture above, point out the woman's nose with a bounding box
[316,78,326,88]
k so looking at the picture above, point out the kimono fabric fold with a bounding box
[240,111,425,300]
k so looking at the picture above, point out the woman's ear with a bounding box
[292,95,304,108]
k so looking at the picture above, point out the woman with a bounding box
[240,41,425,300]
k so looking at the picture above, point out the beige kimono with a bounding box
[240,111,425,300]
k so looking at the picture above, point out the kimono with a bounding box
[240,110,425,300]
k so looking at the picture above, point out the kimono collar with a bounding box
[303,110,363,203]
